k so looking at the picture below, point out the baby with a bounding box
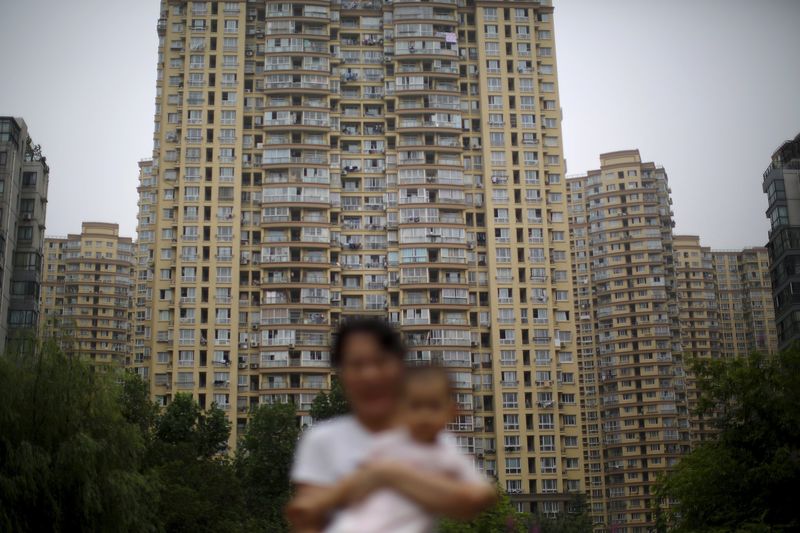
[325,366,488,533]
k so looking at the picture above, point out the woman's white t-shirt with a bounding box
[290,415,480,486]
[290,416,486,533]
[291,415,380,486]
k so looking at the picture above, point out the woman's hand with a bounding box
[286,489,330,532]
[343,461,400,504]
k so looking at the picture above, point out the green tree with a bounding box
[655,349,800,532]
[529,495,593,533]
[148,393,245,533]
[439,487,527,533]
[236,402,301,532]
[119,372,159,435]
[151,393,231,460]
[0,341,159,533]
[309,377,349,422]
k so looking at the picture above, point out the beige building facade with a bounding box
[568,151,691,532]
[40,222,135,367]
[712,247,777,356]
[568,157,780,531]
[673,235,719,444]
[131,0,584,519]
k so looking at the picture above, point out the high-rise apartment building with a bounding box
[763,132,800,350]
[0,117,49,352]
[39,222,135,367]
[712,247,777,356]
[567,151,691,532]
[673,235,718,444]
[132,0,584,517]
[566,173,606,527]
[673,235,718,361]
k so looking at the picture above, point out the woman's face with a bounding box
[339,332,404,423]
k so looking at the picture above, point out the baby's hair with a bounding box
[403,364,453,396]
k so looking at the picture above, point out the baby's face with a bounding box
[400,376,454,443]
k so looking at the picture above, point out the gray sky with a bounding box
[1,0,798,248]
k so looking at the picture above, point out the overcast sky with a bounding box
[1,0,798,248]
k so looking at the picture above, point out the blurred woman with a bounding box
[287,318,495,532]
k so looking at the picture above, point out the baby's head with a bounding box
[400,365,455,444]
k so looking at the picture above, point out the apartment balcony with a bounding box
[395,43,458,59]
[263,155,328,167]
[261,194,330,206]
[265,23,329,38]
[393,7,457,23]
[396,102,461,115]
[393,0,457,5]
[398,194,467,208]
[397,114,461,131]
[264,117,330,131]
[264,79,329,93]
[266,5,330,20]
[395,81,459,94]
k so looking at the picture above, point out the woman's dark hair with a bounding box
[331,318,405,367]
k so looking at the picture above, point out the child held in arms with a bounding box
[324,365,489,533]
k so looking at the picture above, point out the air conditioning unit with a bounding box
[22,213,32,221]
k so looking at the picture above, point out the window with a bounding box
[22,171,37,187]
[505,458,521,475]
[20,199,35,215]
[11,281,38,297]
[17,226,33,242]
[9,310,37,326]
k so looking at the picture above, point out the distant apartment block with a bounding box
[673,235,719,444]
[0,117,49,352]
[40,223,136,367]
[568,151,691,532]
[712,247,776,356]
[762,132,800,349]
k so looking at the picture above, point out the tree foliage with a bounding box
[529,495,593,533]
[309,377,350,422]
[0,341,159,533]
[235,402,300,532]
[656,349,800,532]
[0,341,304,533]
[439,487,527,533]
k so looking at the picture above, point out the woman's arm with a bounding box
[286,481,351,532]
[349,462,497,520]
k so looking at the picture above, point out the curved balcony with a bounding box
[393,6,457,24]
[265,21,330,39]
[266,3,331,22]
[264,75,330,94]
[263,113,331,132]
[394,79,459,95]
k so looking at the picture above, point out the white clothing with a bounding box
[319,428,486,533]
[291,415,380,487]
